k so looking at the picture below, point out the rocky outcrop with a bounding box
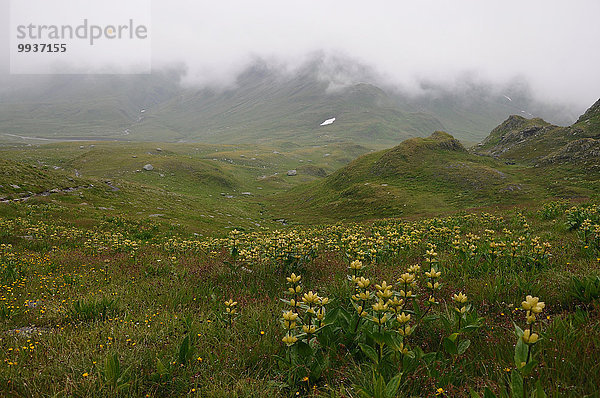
[576,98,600,124]
[541,138,600,165]
[479,115,552,157]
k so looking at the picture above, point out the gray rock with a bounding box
[143,164,154,171]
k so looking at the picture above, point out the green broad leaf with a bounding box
[156,357,168,376]
[440,314,453,329]
[316,324,336,347]
[533,380,547,398]
[178,335,191,364]
[514,324,524,337]
[511,370,524,398]
[116,364,131,385]
[384,331,403,351]
[443,337,458,356]
[448,332,459,342]
[457,339,471,355]
[374,372,386,398]
[310,353,329,380]
[422,314,440,323]
[384,373,403,398]
[460,323,483,332]
[514,338,528,367]
[296,340,313,358]
[327,306,341,319]
[519,360,537,376]
[469,388,481,398]
[370,331,386,345]
[357,388,374,398]
[360,343,379,364]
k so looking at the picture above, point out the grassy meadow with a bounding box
[2,125,600,398]
[1,196,600,397]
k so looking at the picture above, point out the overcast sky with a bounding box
[2,0,599,108]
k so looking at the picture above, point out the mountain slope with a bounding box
[476,98,600,168]
[138,65,445,146]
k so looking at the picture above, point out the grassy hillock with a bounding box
[275,131,595,223]
[0,158,91,202]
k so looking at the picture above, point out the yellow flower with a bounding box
[224,299,237,307]
[82,372,89,377]
[355,291,371,301]
[286,273,301,284]
[372,300,388,312]
[282,334,298,346]
[398,342,409,355]
[452,292,468,303]
[397,312,411,324]
[356,277,371,289]
[302,291,319,304]
[521,295,545,313]
[302,325,317,334]
[407,264,421,274]
[349,260,363,270]
[376,288,393,301]
[398,272,415,284]
[398,325,412,336]
[426,281,440,289]
[283,311,299,321]
[436,387,444,395]
[425,268,441,278]
[316,309,325,321]
[283,320,296,329]
[388,296,404,309]
[522,329,539,344]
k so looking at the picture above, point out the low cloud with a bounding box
[2,0,599,110]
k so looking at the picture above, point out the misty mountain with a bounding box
[0,57,581,147]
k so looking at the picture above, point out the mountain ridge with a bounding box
[0,57,582,147]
